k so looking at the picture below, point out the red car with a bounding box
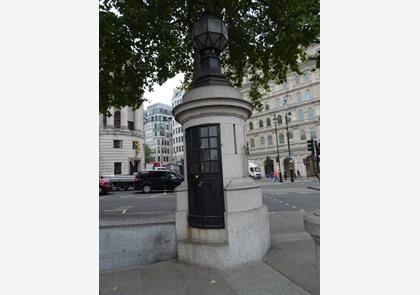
[99,178,111,195]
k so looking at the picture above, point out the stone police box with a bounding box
[172,12,270,269]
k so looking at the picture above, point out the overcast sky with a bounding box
[143,73,184,108]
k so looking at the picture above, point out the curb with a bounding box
[307,186,320,191]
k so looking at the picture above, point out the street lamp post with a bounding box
[285,112,295,182]
[273,115,283,182]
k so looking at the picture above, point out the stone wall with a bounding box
[99,213,176,271]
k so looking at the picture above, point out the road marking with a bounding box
[103,206,134,213]
[292,206,296,209]
[120,195,135,199]
[135,194,173,199]
[299,192,311,194]
[285,203,289,206]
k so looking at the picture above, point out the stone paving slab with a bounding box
[100,260,310,295]
[265,240,317,294]
[99,211,317,295]
[222,262,309,295]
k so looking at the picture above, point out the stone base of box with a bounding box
[177,205,270,270]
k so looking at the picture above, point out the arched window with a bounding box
[307,107,314,118]
[305,89,312,101]
[102,115,107,127]
[250,138,255,148]
[265,103,270,111]
[114,110,121,128]
[297,92,302,103]
[298,109,304,121]
[259,120,264,128]
[300,129,307,140]
[287,131,294,141]
[310,128,317,139]
[278,115,283,124]
[279,133,285,144]
[268,135,273,145]
[249,122,253,130]
[295,75,300,85]
[260,136,265,145]
[266,118,271,127]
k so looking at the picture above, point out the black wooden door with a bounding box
[186,124,224,228]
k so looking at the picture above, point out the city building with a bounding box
[242,45,320,178]
[171,88,185,166]
[144,103,173,165]
[99,106,145,176]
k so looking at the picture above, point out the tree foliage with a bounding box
[100,0,319,114]
[144,143,151,163]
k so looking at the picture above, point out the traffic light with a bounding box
[307,139,315,156]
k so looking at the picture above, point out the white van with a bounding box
[248,162,262,179]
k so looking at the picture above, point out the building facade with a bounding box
[171,88,185,165]
[242,46,320,178]
[99,106,145,176]
[144,103,173,165]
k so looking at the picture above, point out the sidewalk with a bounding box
[100,211,317,295]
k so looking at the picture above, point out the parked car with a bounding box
[99,178,111,195]
[100,175,135,191]
[134,171,184,193]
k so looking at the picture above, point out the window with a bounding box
[298,109,304,121]
[304,73,310,82]
[128,121,134,130]
[266,118,271,127]
[284,96,290,106]
[113,140,122,149]
[265,104,270,111]
[307,107,314,118]
[275,98,281,109]
[310,128,317,139]
[295,75,300,85]
[305,89,312,101]
[102,115,107,127]
[260,136,265,145]
[114,110,121,128]
[287,131,294,141]
[268,135,273,145]
[300,129,307,140]
[259,120,264,128]
[114,162,122,175]
[278,115,283,124]
[132,141,138,149]
[250,138,255,148]
[297,92,302,103]
[279,133,285,144]
[249,122,253,130]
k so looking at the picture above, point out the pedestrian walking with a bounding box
[284,171,287,180]
[297,169,301,177]
[273,169,280,183]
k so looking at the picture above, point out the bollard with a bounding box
[304,210,320,295]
